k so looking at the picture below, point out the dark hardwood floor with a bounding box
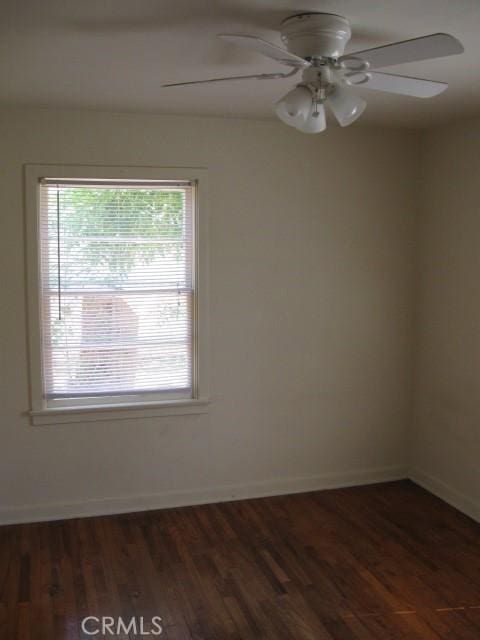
[1,480,480,639]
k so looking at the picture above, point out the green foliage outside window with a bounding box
[51,188,185,287]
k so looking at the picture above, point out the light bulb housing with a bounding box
[294,102,327,133]
[326,85,366,127]
[275,85,312,128]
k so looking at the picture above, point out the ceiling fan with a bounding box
[163,12,464,133]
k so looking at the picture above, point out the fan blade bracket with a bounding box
[338,56,371,72]
[343,70,372,86]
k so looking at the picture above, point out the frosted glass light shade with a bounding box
[294,103,326,133]
[275,86,312,127]
[327,86,366,127]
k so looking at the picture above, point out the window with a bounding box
[26,166,209,424]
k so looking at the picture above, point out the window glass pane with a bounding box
[39,182,194,403]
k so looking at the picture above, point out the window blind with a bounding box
[38,179,195,407]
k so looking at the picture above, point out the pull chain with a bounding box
[312,88,325,118]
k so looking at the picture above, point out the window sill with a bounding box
[29,398,210,426]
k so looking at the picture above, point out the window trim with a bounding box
[25,164,209,425]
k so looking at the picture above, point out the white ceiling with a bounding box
[0,0,479,128]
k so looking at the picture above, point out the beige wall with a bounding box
[411,116,480,520]
[0,108,418,523]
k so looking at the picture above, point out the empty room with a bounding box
[1,1,479,638]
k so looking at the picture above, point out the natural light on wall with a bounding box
[38,179,195,407]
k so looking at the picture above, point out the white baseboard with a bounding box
[0,465,406,526]
[410,468,480,523]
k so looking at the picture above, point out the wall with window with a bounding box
[0,108,418,523]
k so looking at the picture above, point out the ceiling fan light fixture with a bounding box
[275,85,312,128]
[326,86,367,127]
[294,102,327,134]
[276,85,328,134]
[165,15,464,133]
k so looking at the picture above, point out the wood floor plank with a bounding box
[1,480,480,639]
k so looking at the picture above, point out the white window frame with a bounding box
[25,164,209,425]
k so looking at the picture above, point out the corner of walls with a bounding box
[410,467,480,524]
[399,129,426,477]
[408,119,480,524]
[406,127,429,472]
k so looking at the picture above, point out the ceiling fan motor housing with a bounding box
[281,13,351,60]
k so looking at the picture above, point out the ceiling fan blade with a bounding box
[218,34,311,68]
[340,33,463,70]
[359,71,448,98]
[163,68,299,88]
